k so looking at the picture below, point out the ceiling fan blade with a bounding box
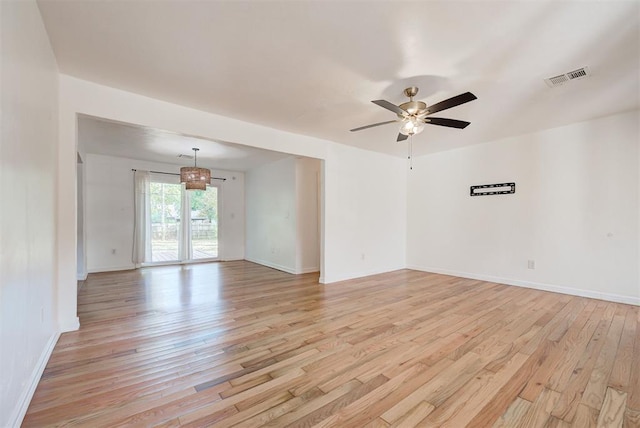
[372,100,406,116]
[350,120,397,132]
[425,92,477,115]
[397,133,408,142]
[423,117,471,129]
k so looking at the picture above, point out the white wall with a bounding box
[245,156,322,274]
[245,157,298,272]
[0,1,60,426]
[407,110,640,304]
[84,154,245,272]
[322,143,408,283]
[76,160,87,279]
[296,157,321,273]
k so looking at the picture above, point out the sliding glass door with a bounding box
[190,187,219,259]
[150,182,182,263]
[148,178,219,264]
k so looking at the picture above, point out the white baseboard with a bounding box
[77,271,88,281]
[245,257,297,274]
[87,265,136,274]
[8,331,60,427]
[244,258,319,275]
[407,265,640,306]
[320,265,406,284]
[58,316,80,332]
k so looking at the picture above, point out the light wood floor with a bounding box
[24,261,639,427]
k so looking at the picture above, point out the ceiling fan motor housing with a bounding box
[398,100,427,116]
[399,87,428,116]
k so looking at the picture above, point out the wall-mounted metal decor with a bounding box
[470,182,515,196]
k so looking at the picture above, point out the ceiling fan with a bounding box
[350,87,477,142]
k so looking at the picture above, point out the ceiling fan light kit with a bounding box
[399,117,425,136]
[180,147,211,190]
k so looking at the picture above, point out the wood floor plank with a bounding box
[389,401,435,427]
[518,387,561,427]
[362,417,391,428]
[596,387,627,427]
[581,309,626,411]
[22,261,639,427]
[519,299,599,403]
[282,374,388,427]
[545,416,573,427]
[231,387,325,428]
[624,307,640,416]
[109,383,229,427]
[334,357,452,426]
[422,352,530,427]
[549,310,613,422]
[625,407,640,427]
[308,361,430,427]
[261,380,362,427]
[546,301,608,392]
[466,339,561,427]
[380,353,483,424]
[493,397,531,427]
[607,306,636,392]
[572,403,599,428]
[421,368,498,426]
[177,367,306,425]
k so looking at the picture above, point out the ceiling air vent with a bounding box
[544,67,590,88]
[177,154,194,159]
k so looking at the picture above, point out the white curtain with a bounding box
[179,185,192,261]
[132,170,151,266]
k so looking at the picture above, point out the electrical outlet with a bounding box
[527,260,535,269]
[361,253,365,261]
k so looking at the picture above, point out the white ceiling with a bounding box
[39,1,639,158]
[78,115,291,171]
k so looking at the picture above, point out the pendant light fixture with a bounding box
[180,148,211,190]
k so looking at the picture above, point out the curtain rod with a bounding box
[131,169,226,181]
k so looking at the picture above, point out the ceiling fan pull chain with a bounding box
[409,134,413,170]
